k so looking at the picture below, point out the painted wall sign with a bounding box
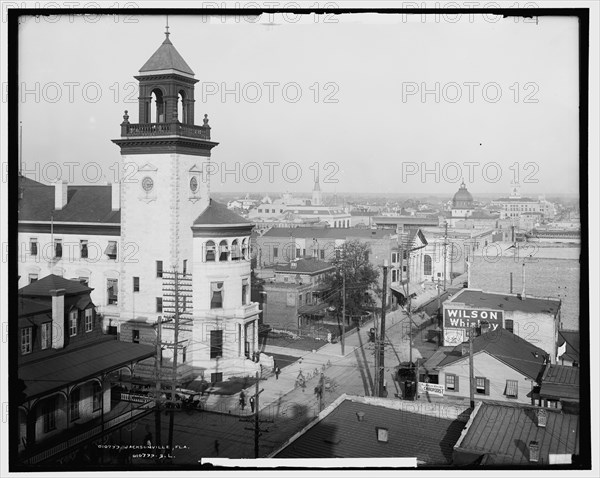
[444,308,504,330]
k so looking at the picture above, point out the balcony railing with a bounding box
[122,122,211,140]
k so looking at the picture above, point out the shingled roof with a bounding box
[192,199,252,226]
[449,289,561,315]
[19,274,93,297]
[436,329,547,380]
[19,176,120,224]
[139,34,194,75]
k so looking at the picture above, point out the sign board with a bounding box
[419,382,444,396]
[444,307,503,330]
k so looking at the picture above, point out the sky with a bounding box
[16,11,581,197]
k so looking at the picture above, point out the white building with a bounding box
[18,31,261,382]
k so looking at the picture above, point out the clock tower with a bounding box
[113,29,217,330]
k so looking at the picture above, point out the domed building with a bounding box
[451,181,474,218]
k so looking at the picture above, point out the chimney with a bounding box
[111,181,121,211]
[50,288,66,349]
[537,408,548,428]
[54,180,68,210]
[529,440,540,462]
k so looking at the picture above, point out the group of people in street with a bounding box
[238,391,256,413]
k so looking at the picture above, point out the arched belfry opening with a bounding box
[178,90,186,123]
[150,88,165,123]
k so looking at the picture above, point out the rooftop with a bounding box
[19,274,93,297]
[19,338,156,401]
[539,364,580,401]
[18,176,120,224]
[139,33,195,75]
[454,401,579,465]
[448,289,561,315]
[558,330,580,363]
[275,258,335,274]
[436,329,547,381]
[261,227,392,240]
[193,199,252,227]
[273,397,467,464]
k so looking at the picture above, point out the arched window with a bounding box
[424,255,432,276]
[150,89,164,123]
[219,240,229,261]
[241,238,248,260]
[178,90,186,123]
[205,241,216,262]
[231,239,240,261]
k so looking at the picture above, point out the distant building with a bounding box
[17,275,155,464]
[442,289,561,360]
[453,401,579,465]
[490,183,556,227]
[271,394,470,465]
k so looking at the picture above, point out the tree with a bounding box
[321,240,380,322]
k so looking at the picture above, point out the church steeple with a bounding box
[312,172,323,206]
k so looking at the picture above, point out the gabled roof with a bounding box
[139,35,194,75]
[275,258,334,274]
[19,176,120,224]
[539,364,579,401]
[19,274,93,297]
[436,329,547,380]
[192,199,252,227]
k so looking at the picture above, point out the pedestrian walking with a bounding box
[214,439,220,456]
[275,366,280,380]
[239,391,246,411]
[249,396,255,413]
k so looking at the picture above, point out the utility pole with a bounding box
[154,316,162,460]
[469,329,475,409]
[443,222,448,291]
[240,371,272,458]
[341,273,346,356]
[379,260,388,398]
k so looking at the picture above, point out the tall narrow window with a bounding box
[219,240,229,261]
[41,322,52,350]
[505,319,514,334]
[211,282,224,309]
[105,241,117,260]
[133,276,140,292]
[231,240,240,260]
[156,260,163,278]
[241,239,248,260]
[205,241,216,262]
[107,278,118,305]
[424,255,432,276]
[445,374,458,391]
[85,308,93,332]
[475,377,489,395]
[132,329,140,344]
[273,247,278,259]
[92,382,102,411]
[183,259,188,275]
[70,388,80,421]
[156,297,163,313]
[54,239,62,258]
[30,238,38,256]
[80,240,88,259]
[42,398,56,433]
[69,310,78,336]
[210,330,223,358]
[21,327,32,355]
[242,278,249,305]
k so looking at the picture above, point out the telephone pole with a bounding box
[469,329,475,409]
[240,371,272,458]
[341,273,346,356]
[443,222,448,291]
[379,260,388,398]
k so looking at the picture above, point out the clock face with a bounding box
[190,176,198,193]
[142,176,154,192]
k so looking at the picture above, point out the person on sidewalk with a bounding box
[275,366,280,380]
[214,439,220,456]
[249,396,255,413]
[239,391,246,411]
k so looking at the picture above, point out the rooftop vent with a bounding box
[356,411,365,422]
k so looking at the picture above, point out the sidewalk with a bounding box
[198,306,416,417]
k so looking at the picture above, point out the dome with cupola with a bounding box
[452,181,474,209]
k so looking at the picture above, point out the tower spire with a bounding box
[165,15,170,39]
